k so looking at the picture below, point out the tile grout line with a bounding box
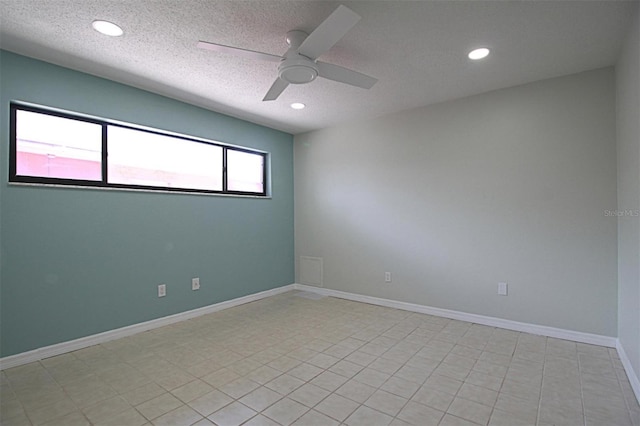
[3,292,633,426]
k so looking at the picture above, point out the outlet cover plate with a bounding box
[498,282,508,296]
[158,284,166,297]
[192,277,200,290]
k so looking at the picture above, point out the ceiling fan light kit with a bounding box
[279,60,318,84]
[279,61,318,84]
[198,5,377,102]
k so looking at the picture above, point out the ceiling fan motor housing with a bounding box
[279,56,318,84]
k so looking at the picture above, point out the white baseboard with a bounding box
[0,282,625,377]
[294,284,640,406]
[616,339,640,404]
[0,284,296,370]
[292,284,618,348]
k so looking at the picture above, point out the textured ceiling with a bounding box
[0,0,637,134]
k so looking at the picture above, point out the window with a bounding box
[108,126,224,191]
[14,109,102,181]
[9,103,268,196]
[227,149,266,193]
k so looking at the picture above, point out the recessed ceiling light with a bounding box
[291,102,305,110]
[468,47,490,60]
[92,20,123,37]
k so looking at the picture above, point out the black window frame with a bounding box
[9,103,269,197]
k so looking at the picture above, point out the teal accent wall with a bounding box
[0,51,294,357]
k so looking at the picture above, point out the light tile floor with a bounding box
[1,291,639,426]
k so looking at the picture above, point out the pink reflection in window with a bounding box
[107,126,223,191]
[227,149,264,193]
[16,110,102,180]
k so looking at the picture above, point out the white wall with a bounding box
[295,68,618,337]
[616,5,640,393]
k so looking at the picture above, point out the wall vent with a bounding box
[299,256,323,287]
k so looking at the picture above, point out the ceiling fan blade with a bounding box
[297,5,361,60]
[317,61,377,89]
[263,78,290,101]
[197,41,282,63]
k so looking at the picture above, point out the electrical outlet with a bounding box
[385,272,392,283]
[158,284,166,297]
[192,277,200,291]
[497,282,508,296]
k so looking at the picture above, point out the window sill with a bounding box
[7,181,272,199]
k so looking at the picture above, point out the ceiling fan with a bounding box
[197,5,377,101]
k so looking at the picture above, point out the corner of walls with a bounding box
[615,3,640,405]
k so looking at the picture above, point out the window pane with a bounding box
[15,110,102,180]
[227,149,264,193]
[108,126,223,191]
